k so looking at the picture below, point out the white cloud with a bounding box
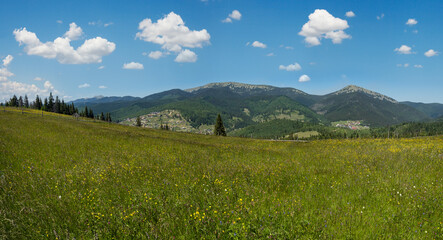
[98,66,105,70]
[98,85,107,89]
[123,62,144,69]
[34,77,43,81]
[78,83,90,88]
[266,53,275,57]
[299,74,311,82]
[406,18,417,26]
[345,11,355,18]
[299,9,351,46]
[229,10,242,20]
[396,63,409,68]
[424,49,438,57]
[175,49,197,63]
[136,12,210,54]
[394,45,412,54]
[0,55,58,101]
[0,80,58,101]
[377,13,384,20]
[0,68,14,82]
[222,18,232,23]
[279,63,301,71]
[104,22,113,27]
[414,64,423,68]
[222,10,242,23]
[64,22,83,40]
[13,23,116,64]
[3,55,13,67]
[56,20,63,24]
[148,51,164,59]
[251,41,266,48]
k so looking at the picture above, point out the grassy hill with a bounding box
[1,109,441,239]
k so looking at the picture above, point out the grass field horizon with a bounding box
[1,110,442,239]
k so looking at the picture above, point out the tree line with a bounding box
[2,93,112,122]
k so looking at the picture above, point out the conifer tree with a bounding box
[100,112,105,121]
[213,114,226,136]
[48,93,54,112]
[24,95,29,108]
[136,116,142,127]
[89,108,94,119]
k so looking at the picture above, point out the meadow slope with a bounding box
[0,110,442,239]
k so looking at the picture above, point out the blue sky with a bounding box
[0,0,442,103]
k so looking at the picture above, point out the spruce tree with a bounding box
[136,116,142,127]
[213,114,226,136]
[48,93,54,112]
[100,112,105,121]
[24,95,29,108]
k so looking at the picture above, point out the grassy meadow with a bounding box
[0,109,442,239]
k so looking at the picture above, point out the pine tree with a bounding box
[89,109,94,119]
[18,96,24,107]
[24,95,29,108]
[100,112,105,121]
[136,116,142,127]
[213,114,226,136]
[48,93,54,112]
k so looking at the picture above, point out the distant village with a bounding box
[334,120,370,130]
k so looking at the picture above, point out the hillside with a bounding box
[311,85,429,126]
[401,101,443,119]
[1,110,441,239]
[71,82,437,130]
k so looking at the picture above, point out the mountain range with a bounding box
[71,82,442,132]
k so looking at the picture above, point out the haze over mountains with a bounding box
[72,82,442,131]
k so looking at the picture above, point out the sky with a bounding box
[0,0,442,103]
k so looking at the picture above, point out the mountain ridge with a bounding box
[70,82,440,128]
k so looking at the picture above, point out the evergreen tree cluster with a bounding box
[160,123,170,130]
[4,93,77,115]
[3,93,113,122]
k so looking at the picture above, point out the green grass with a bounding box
[0,110,442,239]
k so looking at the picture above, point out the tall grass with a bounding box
[0,110,441,239]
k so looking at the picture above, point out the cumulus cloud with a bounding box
[424,49,438,57]
[223,10,242,23]
[266,53,275,57]
[148,51,164,59]
[56,20,63,24]
[98,85,107,89]
[414,64,423,68]
[34,77,43,81]
[175,49,197,63]
[345,11,355,18]
[63,23,83,40]
[98,66,105,70]
[1,55,14,82]
[3,55,13,67]
[299,74,311,82]
[394,45,412,54]
[123,62,144,70]
[13,23,116,64]
[0,68,14,82]
[78,83,90,88]
[1,80,58,101]
[299,9,351,46]
[136,12,210,58]
[279,63,301,71]
[251,41,267,48]
[222,18,232,23]
[406,18,417,26]
[0,55,59,101]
